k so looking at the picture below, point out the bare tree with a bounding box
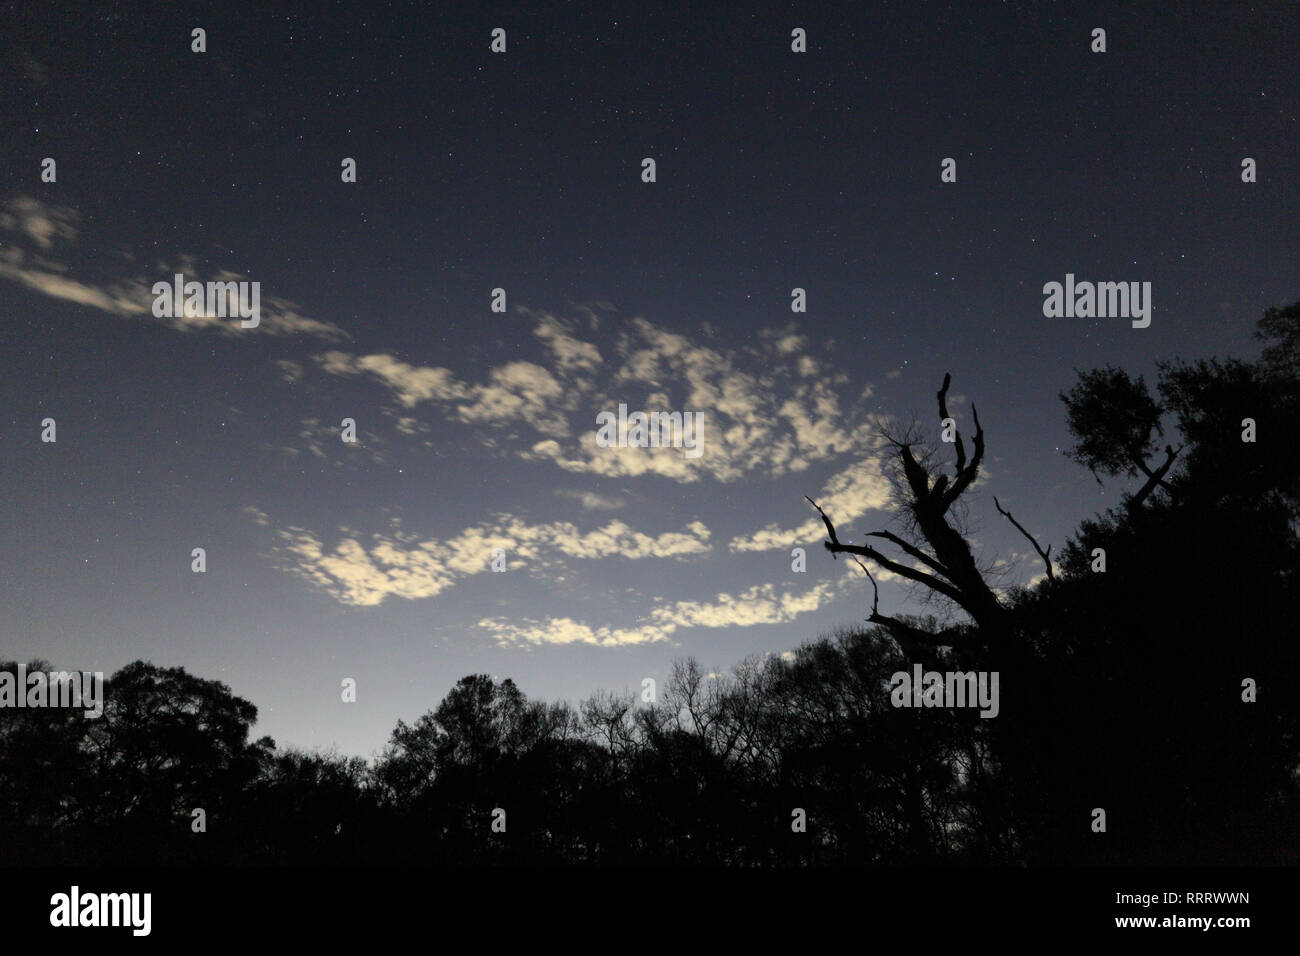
[809,374,1046,656]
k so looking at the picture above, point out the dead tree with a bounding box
[809,374,1047,657]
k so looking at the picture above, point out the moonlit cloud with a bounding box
[0,195,78,249]
[309,307,883,483]
[273,514,713,607]
[316,351,468,407]
[455,361,570,433]
[0,196,347,339]
[729,456,893,552]
[555,488,627,511]
[476,575,852,647]
[524,307,603,377]
[272,303,901,643]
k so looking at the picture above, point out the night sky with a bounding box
[2,1,1296,757]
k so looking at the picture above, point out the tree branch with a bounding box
[944,402,985,507]
[805,495,841,550]
[1129,444,1181,510]
[806,498,974,613]
[850,557,953,655]
[937,372,967,477]
[898,443,933,502]
[826,541,971,608]
[864,530,955,582]
[993,495,1056,584]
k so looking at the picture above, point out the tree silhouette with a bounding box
[4,303,1297,866]
[0,660,272,864]
[807,373,1013,661]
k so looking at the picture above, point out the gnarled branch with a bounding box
[807,374,1008,641]
[851,556,954,657]
[944,403,984,507]
[937,372,967,477]
[864,530,955,582]
[993,495,1056,584]
[806,497,979,625]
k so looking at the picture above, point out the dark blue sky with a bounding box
[2,0,1296,755]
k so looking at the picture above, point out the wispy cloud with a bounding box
[729,456,892,552]
[274,515,713,607]
[476,574,852,647]
[0,195,347,339]
[555,488,627,511]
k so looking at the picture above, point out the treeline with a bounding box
[3,303,1298,867]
